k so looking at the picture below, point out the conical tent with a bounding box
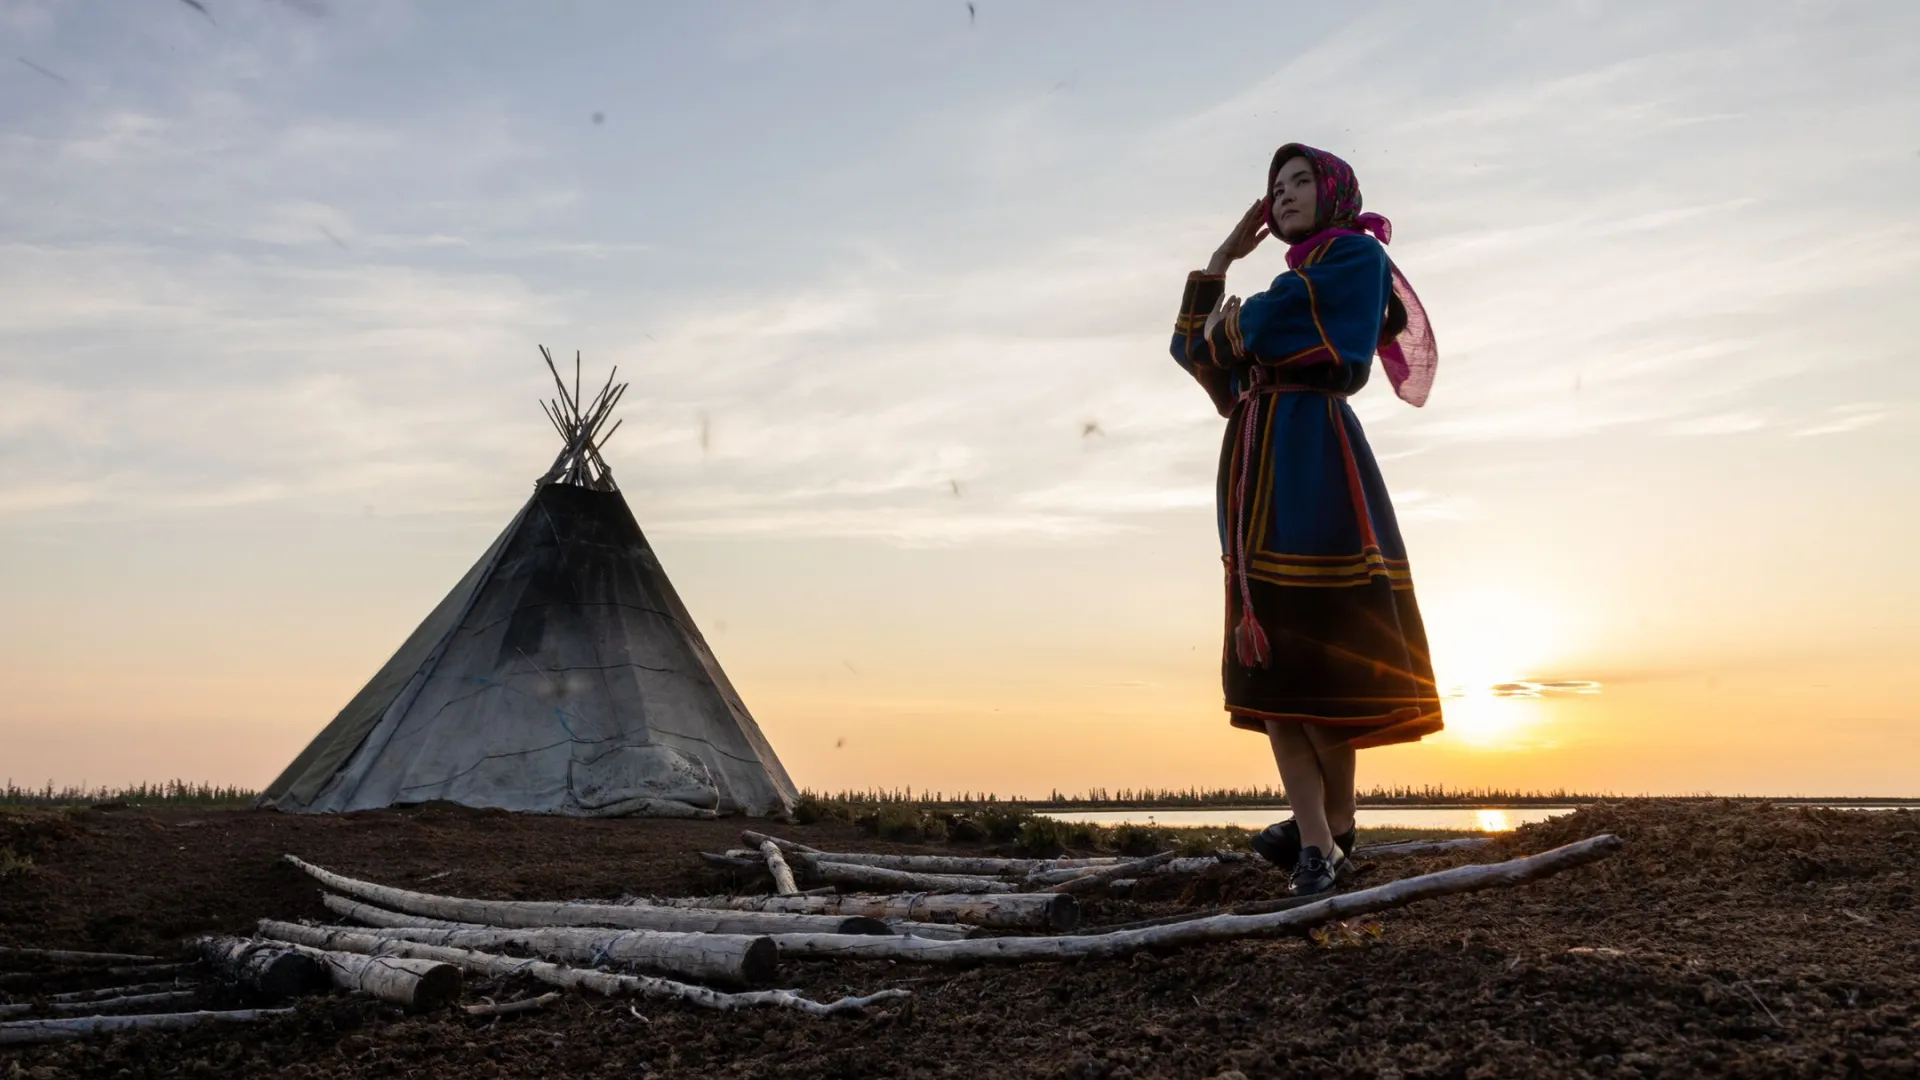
[259,350,797,817]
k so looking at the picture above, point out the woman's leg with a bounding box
[1265,720,1334,853]
[1303,724,1358,836]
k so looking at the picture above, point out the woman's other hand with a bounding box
[1207,199,1269,275]
[1203,295,1241,343]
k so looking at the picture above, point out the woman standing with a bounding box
[1170,144,1443,895]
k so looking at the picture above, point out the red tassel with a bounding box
[1233,611,1272,669]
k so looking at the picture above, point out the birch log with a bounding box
[0,1008,294,1046]
[196,936,327,1001]
[761,841,800,896]
[262,921,777,988]
[0,964,188,991]
[731,844,1130,879]
[798,858,1016,895]
[284,856,890,936]
[291,945,461,1010]
[814,853,1120,875]
[642,892,1078,932]
[45,981,189,1004]
[764,835,1620,966]
[883,920,981,940]
[1097,890,1324,933]
[324,895,480,931]
[0,990,202,1019]
[1040,851,1178,894]
[1355,837,1497,858]
[740,830,820,855]
[702,852,774,882]
[0,948,165,966]
[741,833,1128,875]
[463,992,562,1017]
[257,924,905,1016]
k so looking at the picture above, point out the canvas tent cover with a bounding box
[258,479,797,818]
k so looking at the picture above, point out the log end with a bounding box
[740,937,780,986]
[837,916,894,937]
[410,962,464,1012]
[1046,894,1081,933]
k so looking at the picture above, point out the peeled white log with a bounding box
[640,892,1078,932]
[196,936,327,1001]
[882,920,979,940]
[257,923,906,1016]
[761,841,800,896]
[261,920,777,988]
[0,1008,292,1046]
[464,991,562,1016]
[768,835,1620,966]
[818,853,1119,875]
[1028,853,1254,886]
[741,830,820,855]
[0,964,188,991]
[45,981,186,1004]
[288,945,461,1010]
[284,855,890,936]
[799,858,1016,895]
[1098,890,1324,933]
[1040,851,1178,894]
[0,948,164,967]
[1355,837,1496,858]
[0,990,202,1019]
[325,895,479,930]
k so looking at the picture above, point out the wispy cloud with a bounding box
[2,0,1916,548]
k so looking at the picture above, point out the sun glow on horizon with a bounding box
[1423,588,1586,749]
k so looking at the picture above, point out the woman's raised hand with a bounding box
[1207,199,1269,275]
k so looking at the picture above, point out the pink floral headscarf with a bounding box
[1266,143,1436,407]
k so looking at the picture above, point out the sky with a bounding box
[2,0,1916,799]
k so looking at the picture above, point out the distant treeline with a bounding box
[6,780,1908,812]
[1,781,257,808]
[800,784,1608,808]
[797,785,1915,809]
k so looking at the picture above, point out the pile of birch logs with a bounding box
[1,830,1621,1045]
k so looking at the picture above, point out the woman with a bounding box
[1169,144,1442,895]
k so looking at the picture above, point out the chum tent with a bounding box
[258,350,797,818]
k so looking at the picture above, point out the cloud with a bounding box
[1792,405,1891,438]
[1670,412,1769,437]
[2,0,1916,553]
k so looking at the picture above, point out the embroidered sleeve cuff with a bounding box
[1175,272,1227,336]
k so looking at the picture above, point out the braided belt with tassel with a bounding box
[1226,367,1347,669]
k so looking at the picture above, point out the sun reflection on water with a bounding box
[1476,808,1515,832]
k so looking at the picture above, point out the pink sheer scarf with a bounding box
[1268,144,1437,407]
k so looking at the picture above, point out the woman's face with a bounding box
[1271,156,1318,240]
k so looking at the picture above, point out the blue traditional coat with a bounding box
[1171,233,1442,748]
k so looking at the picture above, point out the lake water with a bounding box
[1042,804,1912,833]
[1041,807,1573,833]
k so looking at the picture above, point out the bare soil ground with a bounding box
[1,799,1915,1079]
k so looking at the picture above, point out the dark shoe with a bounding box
[1251,819,1301,869]
[1332,826,1358,881]
[1289,845,1337,896]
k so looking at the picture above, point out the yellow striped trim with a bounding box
[1251,549,1411,566]
[1249,558,1409,577]
[1247,566,1417,591]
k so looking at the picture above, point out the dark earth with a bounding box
[1,800,1915,1079]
